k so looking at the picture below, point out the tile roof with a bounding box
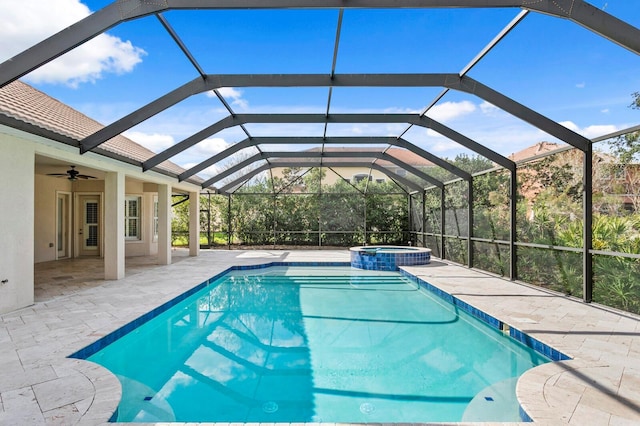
[508,141,568,163]
[304,146,435,167]
[0,80,188,177]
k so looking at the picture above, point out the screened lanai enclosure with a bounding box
[1,1,640,316]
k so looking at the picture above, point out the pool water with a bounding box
[88,266,549,423]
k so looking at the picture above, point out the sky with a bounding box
[0,0,639,180]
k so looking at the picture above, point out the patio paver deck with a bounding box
[1,250,638,425]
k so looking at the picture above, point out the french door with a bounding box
[79,196,100,256]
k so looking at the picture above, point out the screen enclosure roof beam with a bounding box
[0,0,638,87]
[145,113,474,179]
[78,73,589,156]
[217,160,425,195]
[202,150,444,189]
[179,136,476,183]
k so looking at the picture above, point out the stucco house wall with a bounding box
[0,133,35,314]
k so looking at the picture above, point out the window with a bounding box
[125,196,141,240]
[153,196,159,242]
[376,178,385,183]
[353,173,370,183]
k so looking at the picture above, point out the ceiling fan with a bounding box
[47,165,97,181]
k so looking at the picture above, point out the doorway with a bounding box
[79,195,101,257]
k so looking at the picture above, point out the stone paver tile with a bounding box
[549,371,588,395]
[579,385,640,421]
[541,382,581,419]
[0,363,56,393]
[78,400,120,425]
[629,337,640,357]
[0,347,20,365]
[610,413,640,426]
[618,366,640,399]
[43,402,82,425]
[0,327,10,344]
[567,401,611,425]
[32,374,94,412]
[74,396,93,416]
[16,344,60,367]
[0,386,46,425]
[0,311,27,324]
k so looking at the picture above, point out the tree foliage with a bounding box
[608,91,640,164]
[172,127,640,314]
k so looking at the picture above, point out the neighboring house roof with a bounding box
[302,146,435,168]
[508,141,568,163]
[0,80,188,177]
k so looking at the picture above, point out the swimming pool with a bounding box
[82,265,553,423]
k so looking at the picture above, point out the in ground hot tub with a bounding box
[350,245,431,271]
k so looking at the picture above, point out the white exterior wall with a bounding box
[0,135,35,314]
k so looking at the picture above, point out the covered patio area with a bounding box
[33,249,193,303]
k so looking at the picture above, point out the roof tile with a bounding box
[0,80,189,177]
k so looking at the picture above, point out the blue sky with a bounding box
[1,0,639,178]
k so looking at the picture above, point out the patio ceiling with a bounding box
[0,0,639,194]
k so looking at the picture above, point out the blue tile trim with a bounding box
[351,249,430,271]
[400,269,571,362]
[509,327,571,362]
[68,261,351,359]
[519,405,533,422]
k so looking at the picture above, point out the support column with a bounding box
[510,168,518,280]
[422,191,426,248]
[440,186,446,259]
[158,184,172,265]
[583,146,593,302]
[405,194,410,245]
[104,171,124,280]
[467,178,474,268]
[0,139,34,314]
[227,195,232,248]
[188,191,200,257]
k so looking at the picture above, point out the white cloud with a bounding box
[601,108,610,114]
[179,163,222,179]
[124,131,175,153]
[479,101,501,116]
[383,106,422,114]
[0,0,145,87]
[428,139,463,153]
[350,126,363,135]
[208,87,249,110]
[576,82,586,89]
[194,137,231,156]
[425,100,476,122]
[559,121,619,139]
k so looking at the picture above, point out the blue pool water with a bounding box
[87,266,549,423]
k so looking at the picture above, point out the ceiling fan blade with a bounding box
[77,174,97,179]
